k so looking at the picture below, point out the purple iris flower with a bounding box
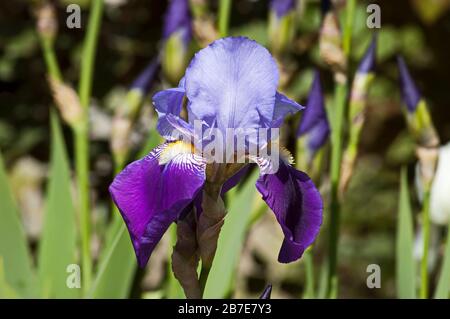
[397,55,421,113]
[297,71,330,155]
[270,0,297,18]
[110,37,323,267]
[163,0,192,45]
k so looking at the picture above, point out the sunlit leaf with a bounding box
[89,225,136,298]
[37,113,79,298]
[434,223,450,298]
[396,167,416,298]
[0,258,20,298]
[0,150,34,297]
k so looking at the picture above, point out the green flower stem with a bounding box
[218,0,232,38]
[435,220,450,298]
[342,0,356,57]
[76,0,104,294]
[326,0,355,299]
[420,189,431,298]
[303,249,315,298]
[327,82,347,298]
[40,37,62,81]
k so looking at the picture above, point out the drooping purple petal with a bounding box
[271,92,304,127]
[270,0,296,18]
[357,34,377,74]
[185,37,279,132]
[255,159,323,263]
[297,71,330,152]
[109,142,206,267]
[130,58,160,94]
[397,55,421,113]
[163,0,192,45]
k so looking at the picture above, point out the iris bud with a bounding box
[111,60,159,166]
[162,0,192,85]
[49,78,84,129]
[340,35,377,193]
[319,0,346,77]
[35,2,58,44]
[398,55,440,188]
[268,0,297,56]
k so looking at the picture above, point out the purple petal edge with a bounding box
[255,160,323,263]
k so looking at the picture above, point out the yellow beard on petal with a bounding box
[158,141,195,165]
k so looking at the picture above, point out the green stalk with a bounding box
[303,249,315,298]
[41,38,62,81]
[342,0,356,57]
[435,220,450,298]
[327,83,347,298]
[218,0,232,37]
[76,0,104,294]
[326,0,355,298]
[420,189,431,298]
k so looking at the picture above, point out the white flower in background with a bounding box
[414,142,450,269]
[416,141,450,226]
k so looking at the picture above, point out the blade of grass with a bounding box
[0,151,34,297]
[37,113,79,298]
[0,258,19,298]
[326,0,355,298]
[420,188,431,298]
[76,0,104,293]
[302,248,315,298]
[203,170,259,298]
[396,167,416,298]
[434,221,450,298]
[89,225,136,298]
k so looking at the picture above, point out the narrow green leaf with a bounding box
[317,259,329,299]
[434,222,450,298]
[37,114,79,298]
[396,167,416,298]
[89,225,136,298]
[204,170,259,298]
[0,150,34,297]
[0,258,20,298]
